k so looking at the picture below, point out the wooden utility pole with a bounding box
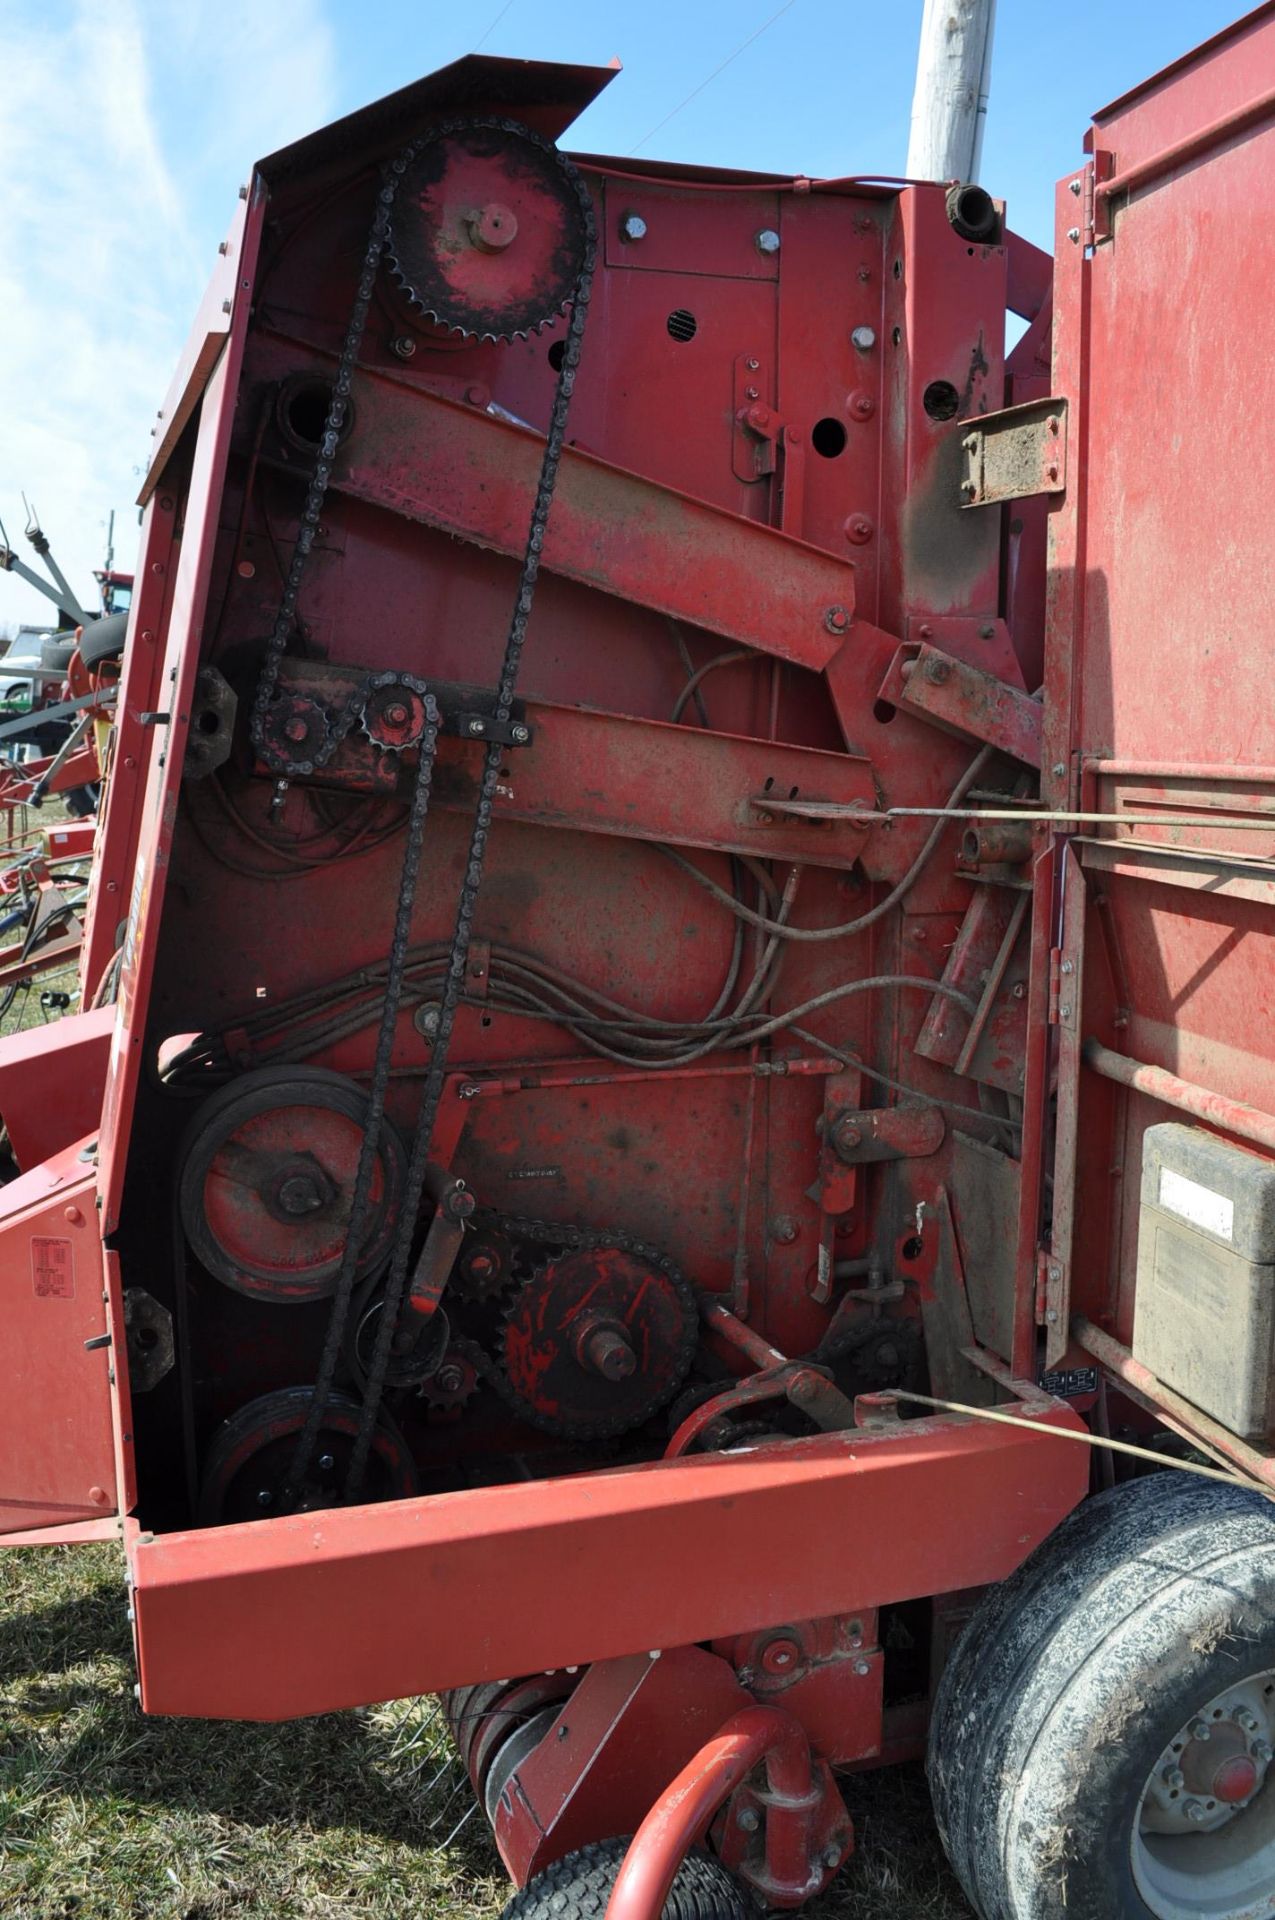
[906,0,997,183]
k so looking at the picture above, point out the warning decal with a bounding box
[32,1237,75,1299]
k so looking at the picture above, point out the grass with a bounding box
[0,1548,972,1920]
[0,802,972,1920]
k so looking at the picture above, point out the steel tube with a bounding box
[698,1296,789,1372]
[1072,1316,1275,1492]
[1095,85,1275,205]
[1082,1039,1275,1153]
[605,1706,813,1920]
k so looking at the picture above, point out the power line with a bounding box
[474,1,516,54]
[630,0,802,155]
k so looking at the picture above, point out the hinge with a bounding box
[1089,147,1115,246]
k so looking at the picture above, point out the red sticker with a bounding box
[32,1236,75,1299]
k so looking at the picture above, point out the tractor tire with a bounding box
[927,1473,1275,1920]
[78,610,129,669]
[40,632,76,673]
[501,1839,754,1920]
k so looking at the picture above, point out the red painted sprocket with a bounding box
[499,1243,697,1439]
[386,120,589,342]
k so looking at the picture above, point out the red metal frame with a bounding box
[11,12,1275,1907]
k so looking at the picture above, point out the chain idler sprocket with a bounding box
[386,119,590,341]
[497,1232,697,1440]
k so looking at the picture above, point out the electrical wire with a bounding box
[630,0,803,155]
[670,649,752,725]
[473,1,516,53]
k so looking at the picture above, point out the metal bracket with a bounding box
[456,710,532,747]
[878,643,1042,769]
[959,397,1068,508]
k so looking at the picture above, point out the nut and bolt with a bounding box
[737,1807,761,1833]
[391,335,417,360]
[824,1845,843,1870]
[772,1216,799,1245]
[1060,958,1074,975]
[1235,1708,1259,1734]
[844,515,874,545]
[824,604,850,635]
[1052,762,1067,778]
[620,212,647,242]
[434,1363,466,1395]
[1070,178,1083,196]
[1253,1739,1274,1765]
[1190,1720,1212,1742]
[755,228,781,255]
[468,718,485,735]
[277,1174,323,1215]
[582,1324,637,1382]
[854,1659,871,1676]
[318,1453,335,1472]
[925,658,951,685]
[257,1488,273,1508]
[511,723,530,743]
[851,325,876,351]
[1067,226,1082,243]
[761,1636,801,1673]
[1163,1766,1186,1790]
[1184,1799,1209,1824]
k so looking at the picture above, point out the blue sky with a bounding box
[0,0,1247,628]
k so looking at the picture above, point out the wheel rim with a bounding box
[1130,1666,1275,1919]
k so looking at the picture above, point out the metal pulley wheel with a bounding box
[178,1066,407,1303]
[196,1386,418,1524]
[386,119,590,340]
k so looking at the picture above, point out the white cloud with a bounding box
[0,0,336,632]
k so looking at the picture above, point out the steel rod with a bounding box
[1072,1315,1275,1494]
[1082,1039,1275,1153]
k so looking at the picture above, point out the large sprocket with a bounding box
[386,119,590,342]
[498,1239,697,1440]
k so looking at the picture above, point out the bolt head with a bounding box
[1190,1719,1212,1743]
[851,325,876,351]
[1163,1766,1186,1790]
[257,1488,273,1507]
[468,718,485,735]
[1253,1739,1273,1764]
[317,1453,335,1473]
[511,723,530,743]
[824,604,850,635]
[1184,1798,1208,1823]
[391,335,417,360]
[1067,226,1082,243]
[1070,178,1082,195]
[755,228,781,255]
[620,212,647,242]
[737,1807,760,1833]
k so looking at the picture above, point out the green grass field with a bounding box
[0,803,972,1920]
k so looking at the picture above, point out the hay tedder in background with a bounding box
[4,9,1275,1920]
[0,511,130,1026]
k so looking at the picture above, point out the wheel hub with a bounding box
[1132,1667,1275,1920]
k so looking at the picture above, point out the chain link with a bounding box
[244,120,598,1499]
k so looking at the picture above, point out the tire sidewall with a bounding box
[1001,1549,1275,1919]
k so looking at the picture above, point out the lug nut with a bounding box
[1184,1799,1209,1824]
[1163,1766,1185,1790]
[1190,1720,1212,1743]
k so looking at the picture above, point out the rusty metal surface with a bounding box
[958,397,1066,508]
[0,1154,114,1539]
